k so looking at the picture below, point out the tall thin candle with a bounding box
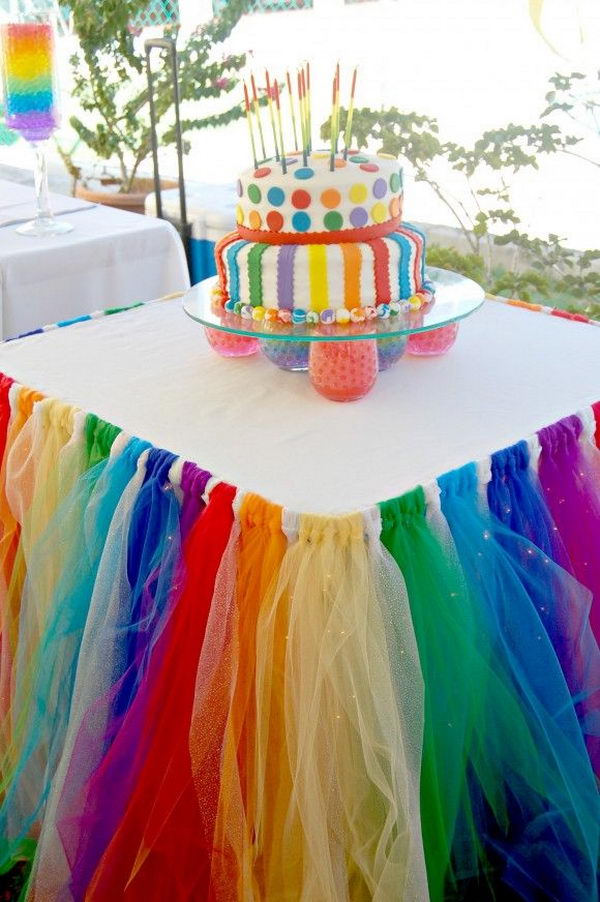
[329,75,337,171]
[343,67,357,158]
[243,82,258,169]
[274,79,287,174]
[306,61,312,152]
[334,62,341,154]
[299,69,308,166]
[250,73,266,160]
[264,69,280,161]
[297,70,307,166]
[286,70,299,150]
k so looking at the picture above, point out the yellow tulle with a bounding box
[0,386,44,771]
[254,511,427,901]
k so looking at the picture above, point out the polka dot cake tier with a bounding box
[235,151,403,242]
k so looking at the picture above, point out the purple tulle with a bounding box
[180,462,211,539]
[538,415,600,642]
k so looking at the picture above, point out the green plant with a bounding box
[59,0,249,191]
[425,245,486,284]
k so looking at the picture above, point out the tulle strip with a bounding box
[538,415,600,642]
[85,481,235,902]
[29,444,152,901]
[488,439,600,776]
[251,510,426,901]
[0,434,146,877]
[437,463,600,902]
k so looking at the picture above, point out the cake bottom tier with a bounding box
[215,223,429,316]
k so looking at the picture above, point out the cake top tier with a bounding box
[235,150,403,245]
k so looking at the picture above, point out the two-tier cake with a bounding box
[213,150,434,326]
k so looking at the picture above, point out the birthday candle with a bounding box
[273,79,287,174]
[250,73,266,160]
[300,68,309,163]
[305,62,312,152]
[329,75,337,171]
[334,62,340,154]
[286,70,299,151]
[298,69,307,166]
[264,69,280,161]
[0,22,58,142]
[243,82,258,169]
[343,67,357,158]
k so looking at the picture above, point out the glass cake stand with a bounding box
[183,267,484,401]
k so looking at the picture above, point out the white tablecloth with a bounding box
[0,180,190,338]
[0,297,597,512]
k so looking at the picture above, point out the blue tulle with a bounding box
[488,441,600,775]
[439,463,600,902]
[59,446,184,899]
[0,436,149,872]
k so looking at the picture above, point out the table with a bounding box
[0,296,597,901]
[0,179,190,338]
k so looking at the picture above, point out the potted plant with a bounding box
[58,0,249,212]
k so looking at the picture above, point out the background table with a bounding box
[0,180,190,339]
[0,295,598,510]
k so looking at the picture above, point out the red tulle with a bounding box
[85,482,235,902]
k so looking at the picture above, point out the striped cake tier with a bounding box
[215,224,427,314]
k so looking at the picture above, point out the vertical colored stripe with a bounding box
[308,245,329,313]
[402,223,426,282]
[248,244,269,307]
[369,238,391,305]
[277,246,297,309]
[215,232,240,296]
[388,232,412,298]
[226,240,247,301]
[341,243,362,310]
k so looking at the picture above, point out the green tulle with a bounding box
[380,488,485,900]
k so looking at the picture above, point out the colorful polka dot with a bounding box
[373,178,387,198]
[349,183,368,204]
[334,158,347,168]
[390,171,401,192]
[254,166,271,178]
[294,167,314,180]
[350,155,368,163]
[248,184,261,203]
[284,157,298,166]
[236,179,243,197]
[292,211,311,232]
[350,207,368,227]
[321,188,341,209]
[311,151,329,159]
[324,210,343,231]
[266,210,284,232]
[248,210,262,229]
[235,205,244,225]
[371,202,387,223]
[291,189,311,209]
[389,196,400,218]
[377,151,397,160]
[267,186,285,206]
[360,162,379,173]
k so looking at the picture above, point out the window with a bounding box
[133,0,180,27]
[213,0,313,14]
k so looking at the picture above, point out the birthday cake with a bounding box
[212,68,434,326]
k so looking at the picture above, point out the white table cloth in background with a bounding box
[0,179,190,338]
[0,296,598,512]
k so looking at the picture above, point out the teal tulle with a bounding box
[438,463,600,902]
[0,434,147,875]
